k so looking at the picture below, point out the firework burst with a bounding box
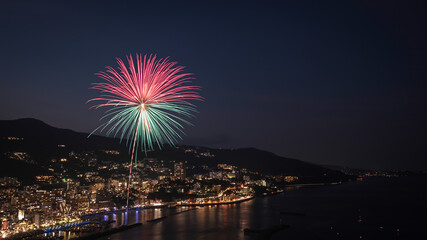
[89,54,202,207]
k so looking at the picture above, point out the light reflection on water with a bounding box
[52,176,427,240]
[54,207,176,240]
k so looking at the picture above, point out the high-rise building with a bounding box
[33,214,40,226]
[10,197,17,206]
[174,162,185,180]
[18,210,25,221]
[1,219,8,230]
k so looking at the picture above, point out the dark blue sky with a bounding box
[1,0,426,170]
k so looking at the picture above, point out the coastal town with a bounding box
[0,146,295,239]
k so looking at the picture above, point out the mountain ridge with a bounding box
[0,118,350,182]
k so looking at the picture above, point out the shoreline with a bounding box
[82,206,150,219]
[82,195,260,218]
[82,184,331,218]
[69,184,338,239]
[176,195,255,207]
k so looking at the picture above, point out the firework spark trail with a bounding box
[126,112,140,208]
[88,54,202,208]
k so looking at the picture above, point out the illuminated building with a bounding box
[33,214,40,227]
[18,210,25,221]
[1,219,8,230]
[256,180,267,187]
[174,162,185,180]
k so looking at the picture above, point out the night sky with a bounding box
[1,0,426,170]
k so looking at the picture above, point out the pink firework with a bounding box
[89,53,202,208]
